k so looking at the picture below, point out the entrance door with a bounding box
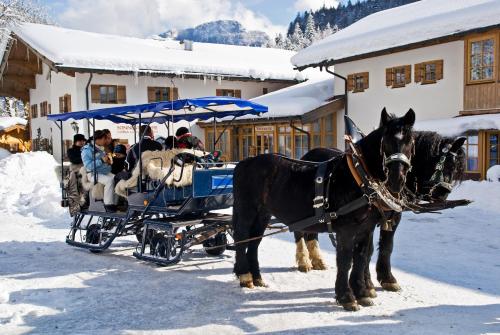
[256,132,274,154]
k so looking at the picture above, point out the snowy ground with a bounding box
[0,153,499,335]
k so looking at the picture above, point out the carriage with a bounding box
[48,97,268,266]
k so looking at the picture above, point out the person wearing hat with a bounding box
[67,134,86,171]
[175,126,204,151]
[111,144,127,175]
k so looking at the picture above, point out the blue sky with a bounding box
[38,0,339,37]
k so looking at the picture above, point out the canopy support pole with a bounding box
[92,118,97,185]
[138,113,142,193]
[213,115,237,149]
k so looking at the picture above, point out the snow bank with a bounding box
[486,165,500,182]
[14,23,305,81]
[0,116,27,131]
[449,180,500,214]
[0,152,66,219]
[0,148,11,160]
[292,0,500,67]
[414,114,500,137]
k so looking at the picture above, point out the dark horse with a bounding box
[294,131,466,294]
[232,109,415,311]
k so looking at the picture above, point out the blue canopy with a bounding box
[47,96,268,124]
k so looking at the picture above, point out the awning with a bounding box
[47,96,268,124]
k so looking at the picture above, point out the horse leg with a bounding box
[364,231,377,298]
[335,230,358,311]
[305,233,328,270]
[349,232,374,307]
[247,212,270,287]
[294,232,313,272]
[376,215,401,292]
[233,209,256,288]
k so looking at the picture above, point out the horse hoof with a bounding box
[381,282,401,292]
[253,277,268,287]
[311,259,328,270]
[367,288,377,298]
[357,297,374,307]
[298,264,313,273]
[341,302,360,311]
[239,273,254,289]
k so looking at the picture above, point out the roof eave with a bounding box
[294,23,500,71]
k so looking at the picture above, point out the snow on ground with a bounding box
[0,153,499,334]
[0,117,27,131]
[0,148,11,160]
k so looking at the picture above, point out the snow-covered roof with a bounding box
[415,114,500,137]
[0,116,27,131]
[292,0,500,68]
[12,23,304,82]
[245,76,333,119]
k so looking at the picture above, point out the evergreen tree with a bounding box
[304,12,317,45]
[289,22,305,51]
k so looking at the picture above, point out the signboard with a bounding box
[255,125,274,132]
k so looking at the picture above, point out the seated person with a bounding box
[164,135,178,150]
[81,130,117,212]
[111,144,127,175]
[125,125,163,172]
[67,134,86,172]
[175,127,204,151]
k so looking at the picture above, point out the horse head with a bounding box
[422,136,466,201]
[378,108,416,194]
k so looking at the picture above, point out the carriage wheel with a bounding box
[150,233,178,260]
[86,224,102,253]
[203,232,227,256]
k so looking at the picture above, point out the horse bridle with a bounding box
[426,143,458,196]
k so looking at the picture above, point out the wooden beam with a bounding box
[6,59,41,74]
[0,89,29,102]
[3,74,36,89]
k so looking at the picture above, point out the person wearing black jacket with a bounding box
[125,125,162,172]
[67,134,86,171]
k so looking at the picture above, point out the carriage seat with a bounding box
[114,149,209,198]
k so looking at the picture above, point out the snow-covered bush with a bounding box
[487,165,500,182]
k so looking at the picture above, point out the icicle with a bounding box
[217,76,222,85]
[134,71,139,86]
[203,75,207,85]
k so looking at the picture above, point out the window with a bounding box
[386,65,411,88]
[465,134,480,172]
[324,113,336,148]
[206,129,231,160]
[468,36,496,83]
[278,125,292,157]
[30,104,38,118]
[347,72,369,92]
[147,87,178,102]
[238,127,254,159]
[216,89,241,98]
[294,124,310,158]
[40,101,48,117]
[488,132,499,168]
[59,94,72,113]
[415,60,443,84]
[263,88,269,95]
[91,85,126,104]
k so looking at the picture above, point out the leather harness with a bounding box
[288,138,409,244]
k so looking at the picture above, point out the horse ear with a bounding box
[451,136,466,152]
[404,108,416,126]
[380,107,390,126]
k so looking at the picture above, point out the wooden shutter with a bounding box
[235,90,241,98]
[436,59,444,80]
[65,94,72,112]
[147,87,156,102]
[117,86,126,104]
[385,68,393,87]
[347,74,354,91]
[170,87,179,100]
[48,103,51,115]
[91,85,100,103]
[404,65,412,84]
[59,97,64,112]
[362,72,369,89]
[414,63,423,83]
[216,89,223,96]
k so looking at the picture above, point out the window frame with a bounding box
[466,33,498,85]
[347,72,369,93]
[216,89,241,98]
[464,133,480,173]
[91,85,126,104]
[486,131,500,169]
[30,104,38,119]
[393,66,407,88]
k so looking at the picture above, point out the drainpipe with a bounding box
[85,73,93,136]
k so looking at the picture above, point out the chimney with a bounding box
[184,40,193,51]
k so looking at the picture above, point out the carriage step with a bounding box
[143,214,232,230]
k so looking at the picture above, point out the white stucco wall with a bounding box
[30,68,291,161]
[333,41,465,149]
